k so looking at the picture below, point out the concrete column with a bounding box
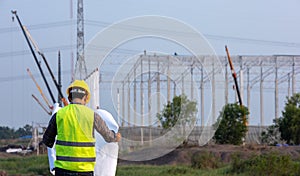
[157,61,161,119]
[140,59,144,145]
[167,56,171,102]
[148,59,151,126]
[201,66,204,127]
[275,57,279,119]
[117,88,120,125]
[239,56,244,103]
[288,73,291,98]
[212,61,216,122]
[247,67,250,121]
[225,57,228,104]
[134,65,137,127]
[127,78,131,127]
[122,83,125,127]
[292,57,295,95]
[260,63,264,127]
[148,59,152,145]
[182,73,185,95]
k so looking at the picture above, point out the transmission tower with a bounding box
[74,0,87,79]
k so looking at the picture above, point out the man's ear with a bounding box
[68,96,72,102]
[83,95,88,104]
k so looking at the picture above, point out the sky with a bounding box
[0,0,300,128]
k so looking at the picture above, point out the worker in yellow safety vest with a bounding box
[43,80,121,175]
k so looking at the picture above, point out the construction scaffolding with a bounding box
[103,54,300,129]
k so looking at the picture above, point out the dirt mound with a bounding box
[118,144,300,165]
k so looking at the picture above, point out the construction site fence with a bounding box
[119,125,268,145]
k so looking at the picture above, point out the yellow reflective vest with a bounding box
[55,104,96,172]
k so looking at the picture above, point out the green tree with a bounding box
[15,124,32,138]
[278,93,300,145]
[213,103,249,145]
[0,124,32,139]
[0,126,15,139]
[157,94,197,130]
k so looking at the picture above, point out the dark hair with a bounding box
[68,87,87,102]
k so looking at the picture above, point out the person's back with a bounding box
[55,103,96,172]
[43,80,121,175]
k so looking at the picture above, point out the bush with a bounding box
[213,103,249,145]
[230,152,300,176]
[191,151,222,169]
[278,93,300,145]
[157,94,197,130]
[261,119,283,146]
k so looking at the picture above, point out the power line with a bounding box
[205,34,300,48]
[0,45,75,58]
[0,20,75,33]
[0,70,72,83]
[1,19,300,48]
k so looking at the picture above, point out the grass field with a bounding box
[0,154,234,176]
[0,153,299,176]
[116,165,233,176]
[0,155,49,175]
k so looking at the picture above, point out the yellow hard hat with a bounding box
[66,80,91,103]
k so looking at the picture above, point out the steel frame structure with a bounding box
[112,54,300,127]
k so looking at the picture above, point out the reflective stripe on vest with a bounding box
[55,104,96,172]
[56,140,95,147]
[56,156,95,162]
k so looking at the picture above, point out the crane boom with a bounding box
[18,12,68,106]
[11,10,56,104]
[225,45,243,106]
[25,28,68,106]
[225,45,247,127]
[27,68,52,109]
[32,94,51,115]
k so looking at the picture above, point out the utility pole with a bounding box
[74,0,87,79]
